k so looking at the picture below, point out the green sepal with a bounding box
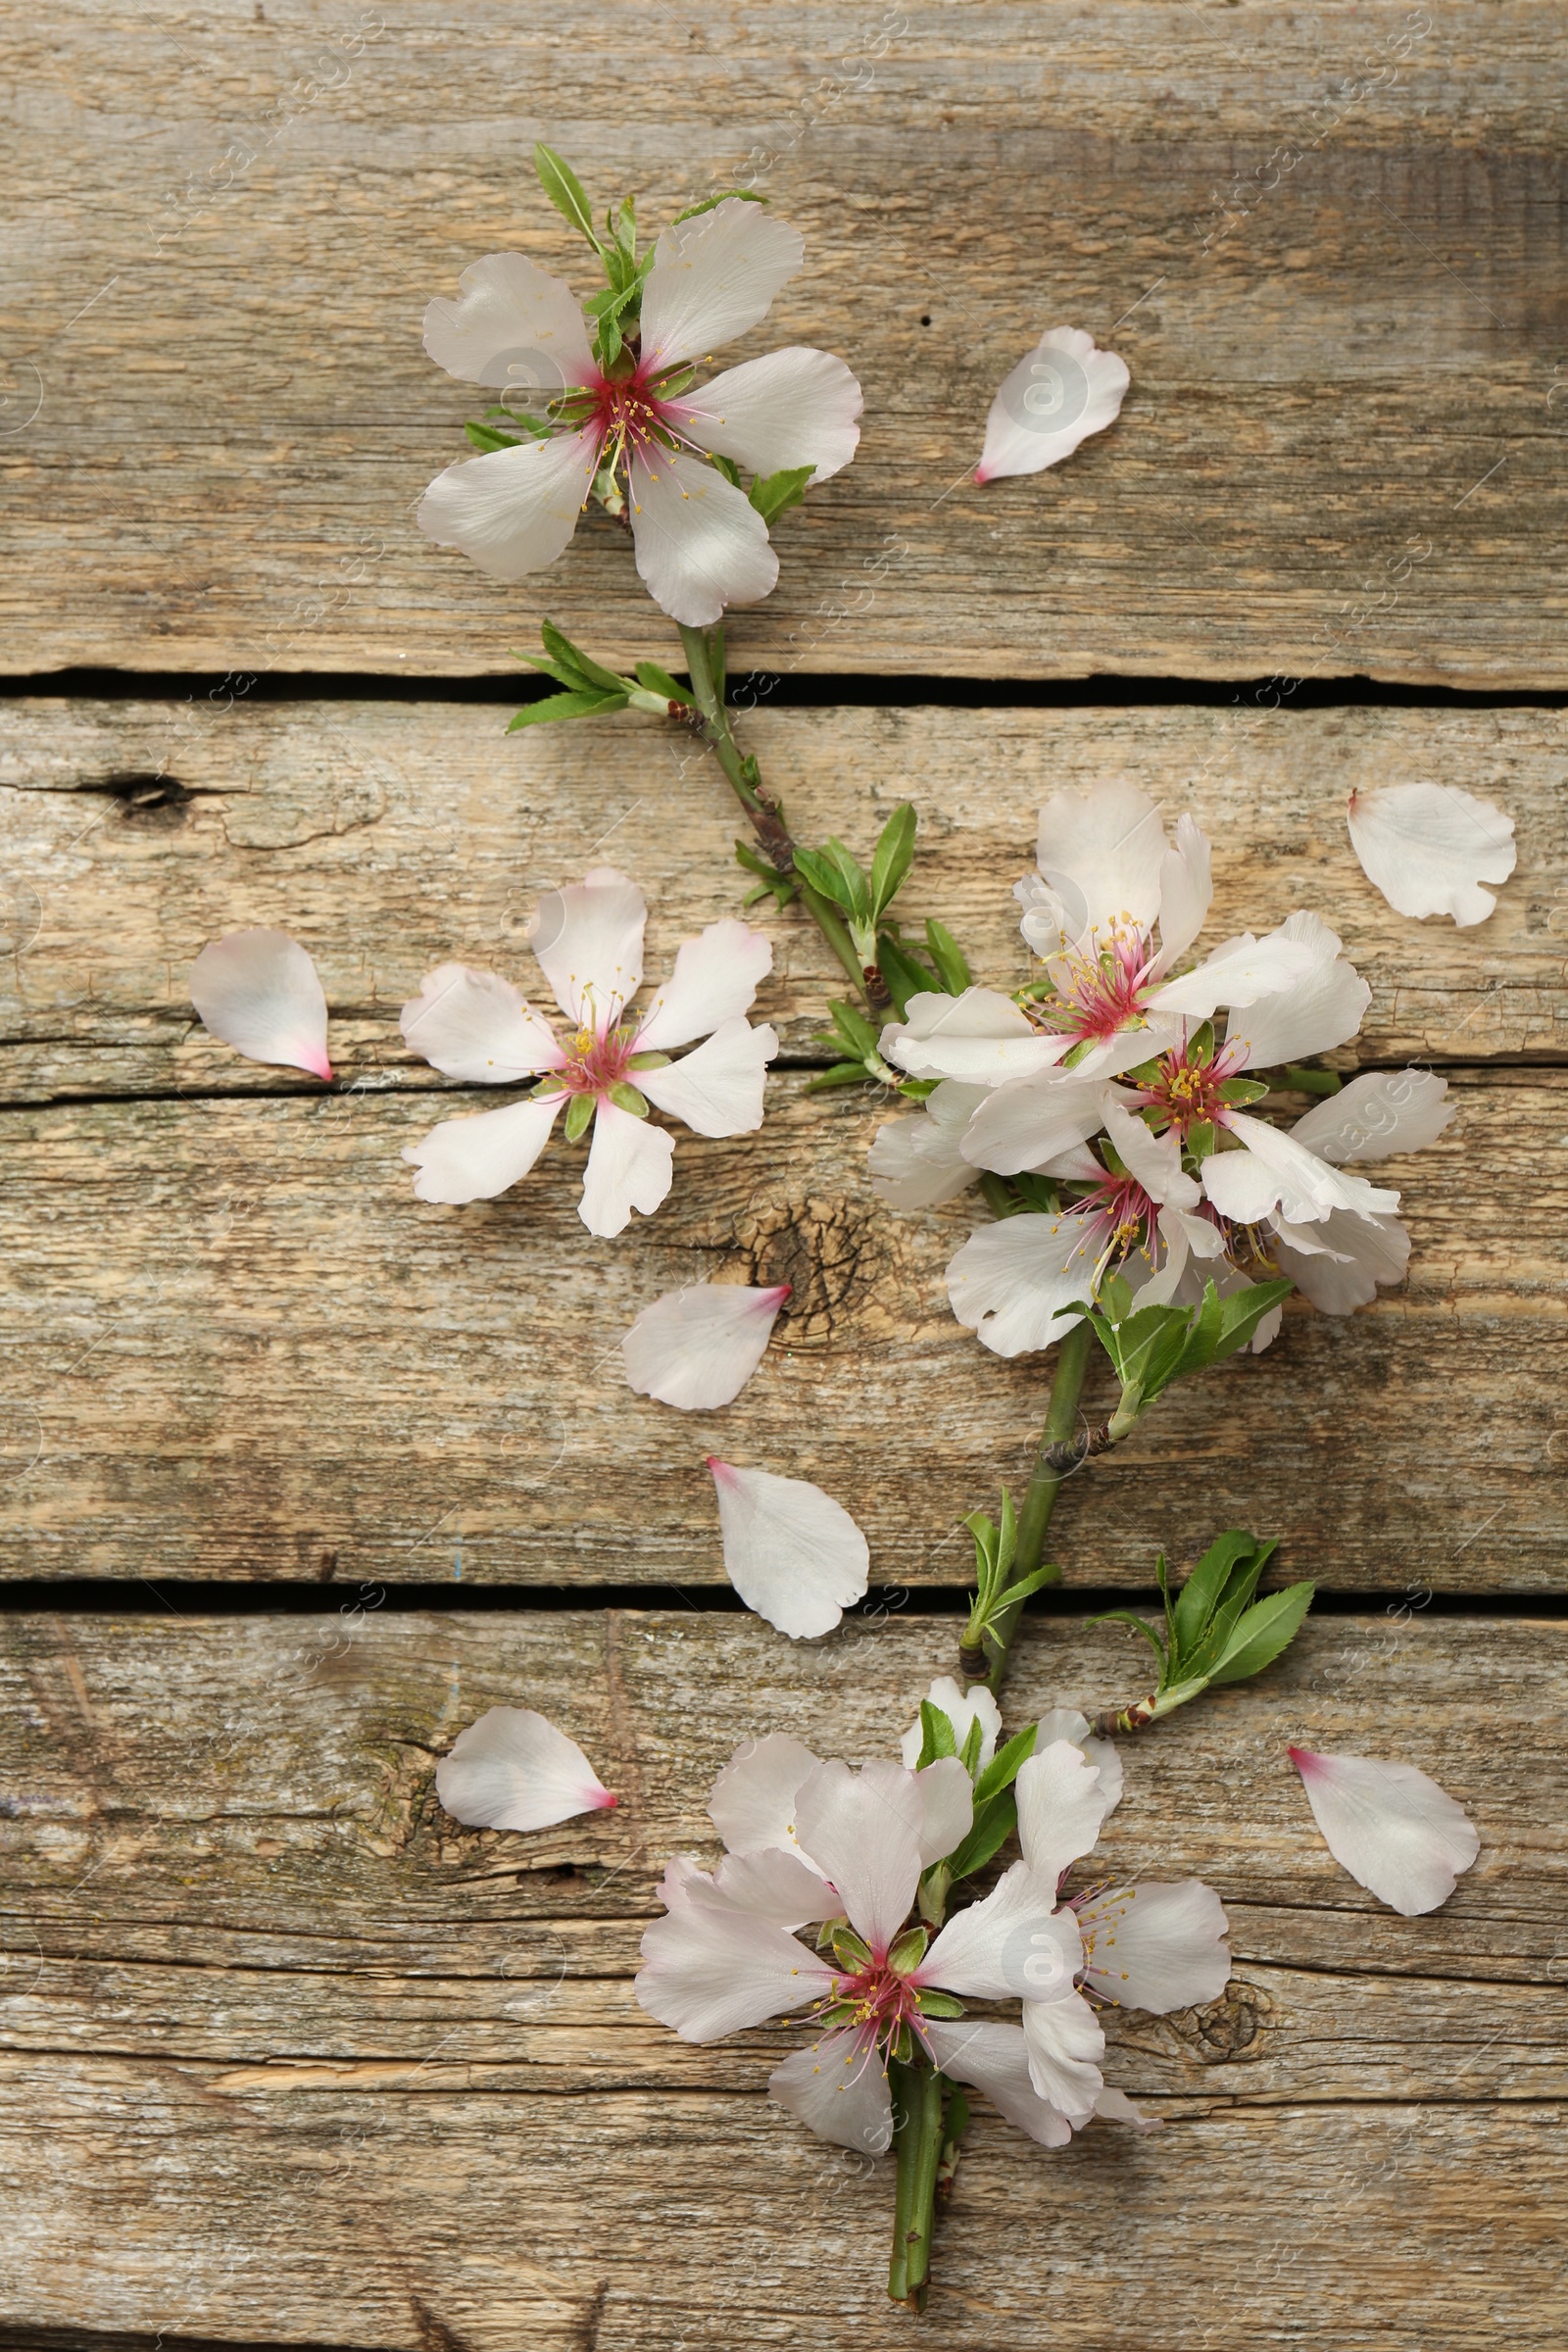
[749,465,814,525]
[564,1092,595,1143]
[889,1924,930,1975]
[914,1988,966,2020]
[915,1700,957,1769]
[943,1792,1018,1884]
[507,688,629,731]
[1206,1581,1315,1684]
[868,803,917,920]
[971,1723,1038,1808]
[830,1925,872,1973]
[924,919,971,993]
[625,1051,671,1071]
[1186,1118,1215,1159]
[607,1082,649,1115]
[1187,1019,1216,1064]
[1216,1077,1271,1106]
[533,143,603,250]
[1283,1064,1344,1096]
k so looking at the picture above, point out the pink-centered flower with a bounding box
[400,867,778,1239]
[635,1711,1228,2156]
[418,200,862,626]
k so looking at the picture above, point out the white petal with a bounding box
[867,1081,988,1209]
[945,1209,1095,1358]
[770,2030,893,2153]
[874,1756,974,1871]
[638,1018,777,1137]
[402,1093,564,1204]
[628,444,778,627]
[1291,1070,1455,1165]
[1021,1988,1105,2125]
[1149,925,1321,1019]
[633,918,773,1052]
[434,1705,615,1832]
[528,865,646,1034]
[1079,1880,1231,2011]
[622,1281,789,1411]
[900,1678,1002,1772]
[1152,812,1213,973]
[1033,1708,1125,1813]
[920,1862,1081,2003]
[713,1846,840,1928]
[922,2019,1072,2148]
[1348,783,1517,927]
[666,345,862,482]
[578,1101,674,1237]
[1291,1747,1479,1916]
[976,327,1130,481]
[791,1760,924,1953]
[190,930,332,1080]
[1101,1094,1201,1208]
[880,987,1068,1086]
[640,196,805,368]
[1015,1739,1114,1890]
[1222,914,1372,1067]
[1032,779,1167,941]
[1092,2084,1162,2131]
[422,252,595,390]
[416,425,599,582]
[635,1893,833,2040]
[399,963,565,1083]
[958,1072,1108,1176]
[1273,1207,1410,1312]
[709,1732,823,1859]
[708,1460,869,1640]
[1201,1115,1398,1227]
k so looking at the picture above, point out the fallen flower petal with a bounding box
[622,1282,790,1411]
[435,1704,616,1832]
[1290,1745,1480,1916]
[1348,782,1517,926]
[707,1459,870,1638]
[976,327,1130,482]
[190,930,332,1080]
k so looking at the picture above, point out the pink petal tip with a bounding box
[594,1788,619,1811]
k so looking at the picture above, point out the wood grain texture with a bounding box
[3,4,1566,680]
[1,1609,1563,2350]
[2,699,1565,1092]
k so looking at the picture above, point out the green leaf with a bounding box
[734,839,798,908]
[533,143,603,249]
[540,620,626,695]
[607,1082,648,1115]
[1283,1064,1344,1096]
[972,1724,1038,1808]
[962,1507,1002,1599]
[868,804,917,920]
[875,931,941,1018]
[988,1562,1064,1614]
[748,464,815,526]
[805,1060,871,1092]
[465,419,524,452]
[564,1092,595,1143]
[506,688,629,731]
[944,1791,1018,1884]
[1171,1531,1263,1655]
[958,1715,985,1776]
[791,844,858,912]
[1211,1279,1293,1362]
[1087,1608,1170,1679]
[672,188,769,224]
[1207,1581,1316,1685]
[821,839,872,925]
[916,1701,957,1769]
[614,193,637,260]
[827,998,880,1059]
[708,452,744,488]
[633,660,695,709]
[924,919,971,994]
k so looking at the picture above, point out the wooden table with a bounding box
[1,7,1564,2347]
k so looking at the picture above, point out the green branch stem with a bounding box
[887,2058,948,2309]
[675,622,870,1002]
[962,1322,1093,1692]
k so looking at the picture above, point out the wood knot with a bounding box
[1163,1978,1273,2063]
[736,1192,893,1341]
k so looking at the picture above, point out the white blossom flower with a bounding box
[190,930,332,1080]
[1291,1745,1479,1916]
[1348,782,1516,927]
[636,1716,1228,2156]
[976,328,1130,482]
[707,1459,869,1639]
[435,1705,617,1832]
[399,868,777,1239]
[418,200,862,626]
[622,1281,790,1411]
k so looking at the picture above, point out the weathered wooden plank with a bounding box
[1,699,1562,1093]
[0,1611,1563,2350]
[0,1061,1561,1587]
[3,5,1565,680]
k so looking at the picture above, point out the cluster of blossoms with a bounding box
[869,780,1455,1355]
[634,1685,1229,2154]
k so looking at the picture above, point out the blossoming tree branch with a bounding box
[184,146,1505,2308]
